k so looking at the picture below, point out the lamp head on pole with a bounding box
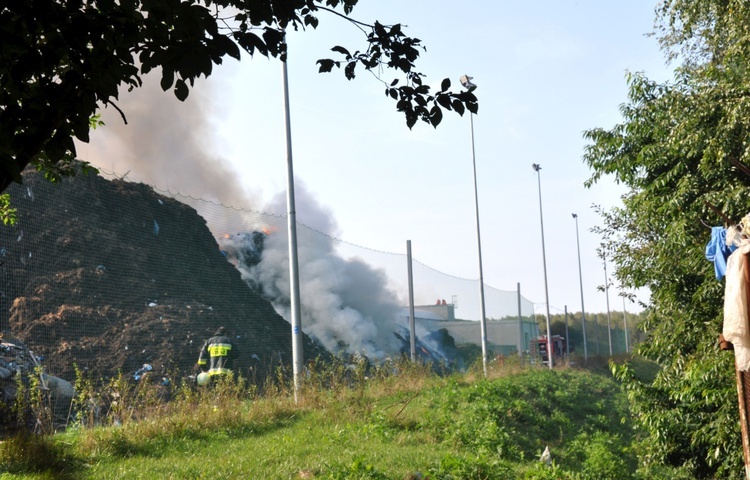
[532,163,541,172]
[572,213,577,219]
[459,74,477,91]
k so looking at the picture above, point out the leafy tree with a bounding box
[0,0,477,221]
[582,1,750,477]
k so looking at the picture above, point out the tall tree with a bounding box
[583,1,750,477]
[0,0,477,221]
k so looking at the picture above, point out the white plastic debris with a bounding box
[40,373,75,398]
[148,302,157,307]
[540,446,552,465]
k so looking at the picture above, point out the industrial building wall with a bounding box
[416,318,539,355]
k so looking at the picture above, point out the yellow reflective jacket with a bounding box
[197,334,236,376]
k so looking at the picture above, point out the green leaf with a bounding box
[160,68,174,91]
[440,78,451,92]
[436,94,452,110]
[452,99,465,116]
[429,105,443,127]
[331,45,351,58]
[216,34,241,60]
[344,62,356,80]
[316,59,335,73]
[174,79,189,101]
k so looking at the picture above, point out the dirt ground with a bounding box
[0,167,327,385]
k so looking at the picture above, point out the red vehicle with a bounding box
[533,335,566,365]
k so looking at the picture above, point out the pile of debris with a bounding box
[0,167,327,386]
[0,331,74,430]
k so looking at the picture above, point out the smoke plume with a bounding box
[220,187,405,358]
[77,71,408,359]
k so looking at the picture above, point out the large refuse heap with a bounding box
[0,166,326,387]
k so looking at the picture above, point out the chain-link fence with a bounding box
[0,167,539,395]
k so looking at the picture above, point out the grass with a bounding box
[0,355,647,479]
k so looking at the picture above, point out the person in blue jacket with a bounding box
[197,326,237,381]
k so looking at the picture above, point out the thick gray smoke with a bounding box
[220,187,405,358]
[77,72,407,359]
[77,73,260,236]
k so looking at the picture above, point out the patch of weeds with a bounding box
[0,432,86,478]
[427,453,514,480]
[324,457,390,479]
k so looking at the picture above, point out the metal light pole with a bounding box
[572,213,588,360]
[282,38,303,403]
[460,74,488,376]
[603,259,613,356]
[622,293,630,354]
[532,163,553,369]
[564,305,570,358]
[407,240,416,362]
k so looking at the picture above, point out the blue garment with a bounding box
[706,226,737,280]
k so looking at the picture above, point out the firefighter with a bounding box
[197,326,237,382]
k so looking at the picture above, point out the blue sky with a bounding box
[80,0,674,316]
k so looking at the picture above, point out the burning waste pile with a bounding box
[218,225,460,370]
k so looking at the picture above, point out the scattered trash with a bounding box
[148,302,157,307]
[133,364,152,381]
[157,199,163,205]
[153,220,159,235]
[16,231,22,242]
[26,187,33,200]
[540,445,552,465]
[40,373,75,397]
[250,354,260,361]
[95,265,106,273]
[1,333,74,410]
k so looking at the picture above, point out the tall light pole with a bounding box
[603,259,613,356]
[460,74,488,376]
[282,37,303,403]
[532,163,553,369]
[622,291,630,354]
[572,213,588,360]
